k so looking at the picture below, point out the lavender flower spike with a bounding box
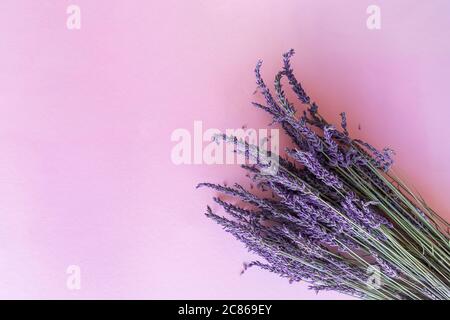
[288,150,344,189]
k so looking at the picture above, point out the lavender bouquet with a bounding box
[198,50,450,300]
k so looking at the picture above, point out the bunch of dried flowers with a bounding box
[198,50,450,300]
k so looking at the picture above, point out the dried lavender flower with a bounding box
[199,50,450,300]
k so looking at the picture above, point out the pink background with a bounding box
[0,0,449,299]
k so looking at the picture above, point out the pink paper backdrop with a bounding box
[0,0,449,299]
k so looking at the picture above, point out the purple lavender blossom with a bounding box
[287,150,344,189]
[282,49,310,105]
[198,50,450,300]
